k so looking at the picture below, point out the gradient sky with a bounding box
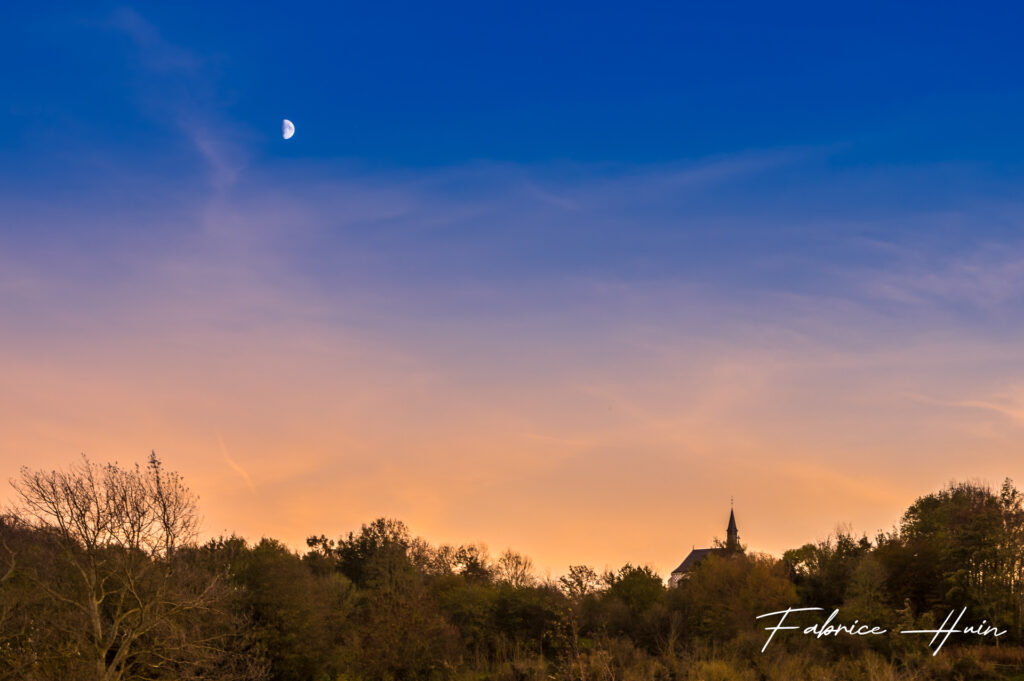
[3,3,1024,578]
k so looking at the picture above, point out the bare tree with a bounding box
[7,453,254,681]
[496,549,536,588]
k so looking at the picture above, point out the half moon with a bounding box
[282,119,295,140]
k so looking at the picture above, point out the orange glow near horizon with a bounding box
[4,265,1024,579]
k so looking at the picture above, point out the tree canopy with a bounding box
[4,458,1024,680]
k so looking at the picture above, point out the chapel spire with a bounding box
[726,506,739,551]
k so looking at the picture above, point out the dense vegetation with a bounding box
[3,455,1024,680]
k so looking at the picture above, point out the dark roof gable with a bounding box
[671,547,726,575]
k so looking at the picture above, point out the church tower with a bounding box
[668,503,744,586]
[726,507,739,551]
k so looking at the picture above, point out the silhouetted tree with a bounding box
[233,538,353,681]
[497,549,537,588]
[4,454,259,681]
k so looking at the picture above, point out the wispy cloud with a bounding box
[104,8,247,192]
[910,388,1024,429]
[107,8,202,72]
[858,242,1024,311]
[217,434,256,494]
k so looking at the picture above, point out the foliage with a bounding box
[6,457,1024,680]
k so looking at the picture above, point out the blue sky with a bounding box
[4,3,1024,291]
[6,3,1024,165]
[3,3,1024,569]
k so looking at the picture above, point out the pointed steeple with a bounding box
[726,506,738,551]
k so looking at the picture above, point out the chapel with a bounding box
[668,507,741,587]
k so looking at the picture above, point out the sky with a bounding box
[2,2,1024,578]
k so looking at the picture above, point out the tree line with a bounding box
[2,455,1024,681]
